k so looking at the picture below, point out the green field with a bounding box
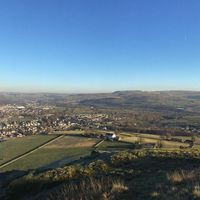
[0,135,57,166]
[97,140,133,151]
[1,132,198,173]
[0,135,99,172]
[120,133,191,148]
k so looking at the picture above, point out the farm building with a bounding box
[105,133,117,141]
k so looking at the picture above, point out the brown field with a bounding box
[44,135,99,149]
[120,135,189,148]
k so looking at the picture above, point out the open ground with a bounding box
[1,131,200,173]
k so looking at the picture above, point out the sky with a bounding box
[0,0,200,93]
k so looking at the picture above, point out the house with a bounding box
[105,133,117,141]
[102,127,107,131]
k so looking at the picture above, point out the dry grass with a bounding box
[46,177,128,200]
[151,191,160,197]
[167,170,198,184]
[164,169,200,199]
[44,136,97,149]
[45,140,96,149]
[167,171,184,183]
[193,185,200,197]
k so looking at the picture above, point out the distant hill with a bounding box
[1,91,200,113]
[79,91,200,113]
[0,92,112,105]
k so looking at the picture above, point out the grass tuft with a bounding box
[46,177,128,200]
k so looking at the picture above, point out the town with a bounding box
[0,104,113,140]
[1,101,200,142]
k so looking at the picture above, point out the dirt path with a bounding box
[0,135,64,170]
[92,139,105,149]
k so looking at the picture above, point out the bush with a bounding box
[111,151,138,166]
[88,160,109,173]
[7,165,81,199]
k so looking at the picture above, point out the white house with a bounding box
[105,133,117,141]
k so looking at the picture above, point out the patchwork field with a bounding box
[120,133,190,148]
[0,135,57,166]
[1,132,198,173]
[0,135,99,172]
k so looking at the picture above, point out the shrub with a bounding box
[39,165,80,181]
[111,151,138,166]
[7,165,81,199]
[88,160,109,173]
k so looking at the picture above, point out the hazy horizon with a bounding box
[1,89,200,95]
[1,0,200,92]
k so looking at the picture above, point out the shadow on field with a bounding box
[40,155,78,170]
[106,145,133,149]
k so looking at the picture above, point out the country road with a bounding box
[0,134,64,170]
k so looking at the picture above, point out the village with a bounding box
[0,104,114,141]
[1,103,200,145]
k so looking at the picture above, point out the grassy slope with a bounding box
[0,135,57,166]
[111,149,200,200]
[0,136,99,172]
[5,148,200,200]
[0,148,91,172]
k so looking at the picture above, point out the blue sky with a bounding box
[0,0,200,93]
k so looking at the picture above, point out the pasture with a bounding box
[1,131,200,173]
[97,140,133,151]
[0,135,57,166]
[119,133,191,148]
[0,135,99,172]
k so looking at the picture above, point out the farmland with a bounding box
[119,133,193,148]
[97,140,133,151]
[0,135,99,172]
[0,135,57,166]
[1,131,200,173]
